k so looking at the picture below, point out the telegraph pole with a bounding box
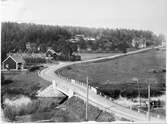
[86,76,89,121]
[137,80,141,107]
[132,77,141,107]
[148,82,151,121]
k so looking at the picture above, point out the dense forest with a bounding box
[1,22,164,61]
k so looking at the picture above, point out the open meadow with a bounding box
[78,52,119,61]
[59,48,166,99]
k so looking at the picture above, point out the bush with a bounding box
[29,66,41,72]
[1,73,5,84]
[3,100,40,121]
[18,100,40,115]
[70,55,81,61]
[2,83,41,99]
[4,106,17,121]
[24,57,46,65]
[1,79,13,85]
[100,89,121,99]
[121,89,138,98]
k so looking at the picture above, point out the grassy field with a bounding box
[2,68,51,90]
[78,52,119,61]
[59,48,166,98]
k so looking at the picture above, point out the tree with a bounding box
[158,34,166,45]
[1,73,5,85]
[117,42,129,53]
[1,22,161,57]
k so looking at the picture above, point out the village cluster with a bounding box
[1,33,150,71]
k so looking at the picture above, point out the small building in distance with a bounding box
[161,41,166,46]
[25,42,39,53]
[46,48,61,60]
[2,54,25,70]
[46,48,56,57]
[131,37,146,48]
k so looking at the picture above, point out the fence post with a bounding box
[130,106,132,110]
[138,108,140,113]
[71,79,74,84]
[52,80,56,88]
[157,114,160,119]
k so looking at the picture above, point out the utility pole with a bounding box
[137,80,141,107]
[148,82,151,121]
[86,76,89,121]
[132,77,141,107]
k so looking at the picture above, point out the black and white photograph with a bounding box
[0,0,166,123]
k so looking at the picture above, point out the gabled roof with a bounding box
[2,54,25,63]
[47,49,56,54]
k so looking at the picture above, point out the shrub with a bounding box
[1,79,13,85]
[2,83,41,99]
[29,66,40,72]
[1,73,5,84]
[24,57,46,66]
[18,100,40,115]
[3,106,17,121]
[101,89,121,99]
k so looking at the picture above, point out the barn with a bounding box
[2,54,25,70]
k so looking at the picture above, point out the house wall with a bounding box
[46,51,52,57]
[3,57,17,70]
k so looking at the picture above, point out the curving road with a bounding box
[39,46,165,122]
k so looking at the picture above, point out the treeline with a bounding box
[65,26,163,51]
[1,22,164,61]
[24,57,46,66]
[1,22,72,61]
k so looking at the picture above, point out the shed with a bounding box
[46,49,56,57]
[46,48,61,60]
[2,54,25,70]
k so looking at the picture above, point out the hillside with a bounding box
[1,22,163,61]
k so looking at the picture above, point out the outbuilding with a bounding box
[2,54,25,70]
[46,48,56,57]
[46,48,61,60]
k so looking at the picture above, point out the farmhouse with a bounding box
[26,42,40,53]
[2,54,25,70]
[131,38,146,48]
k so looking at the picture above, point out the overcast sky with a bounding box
[1,0,167,37]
